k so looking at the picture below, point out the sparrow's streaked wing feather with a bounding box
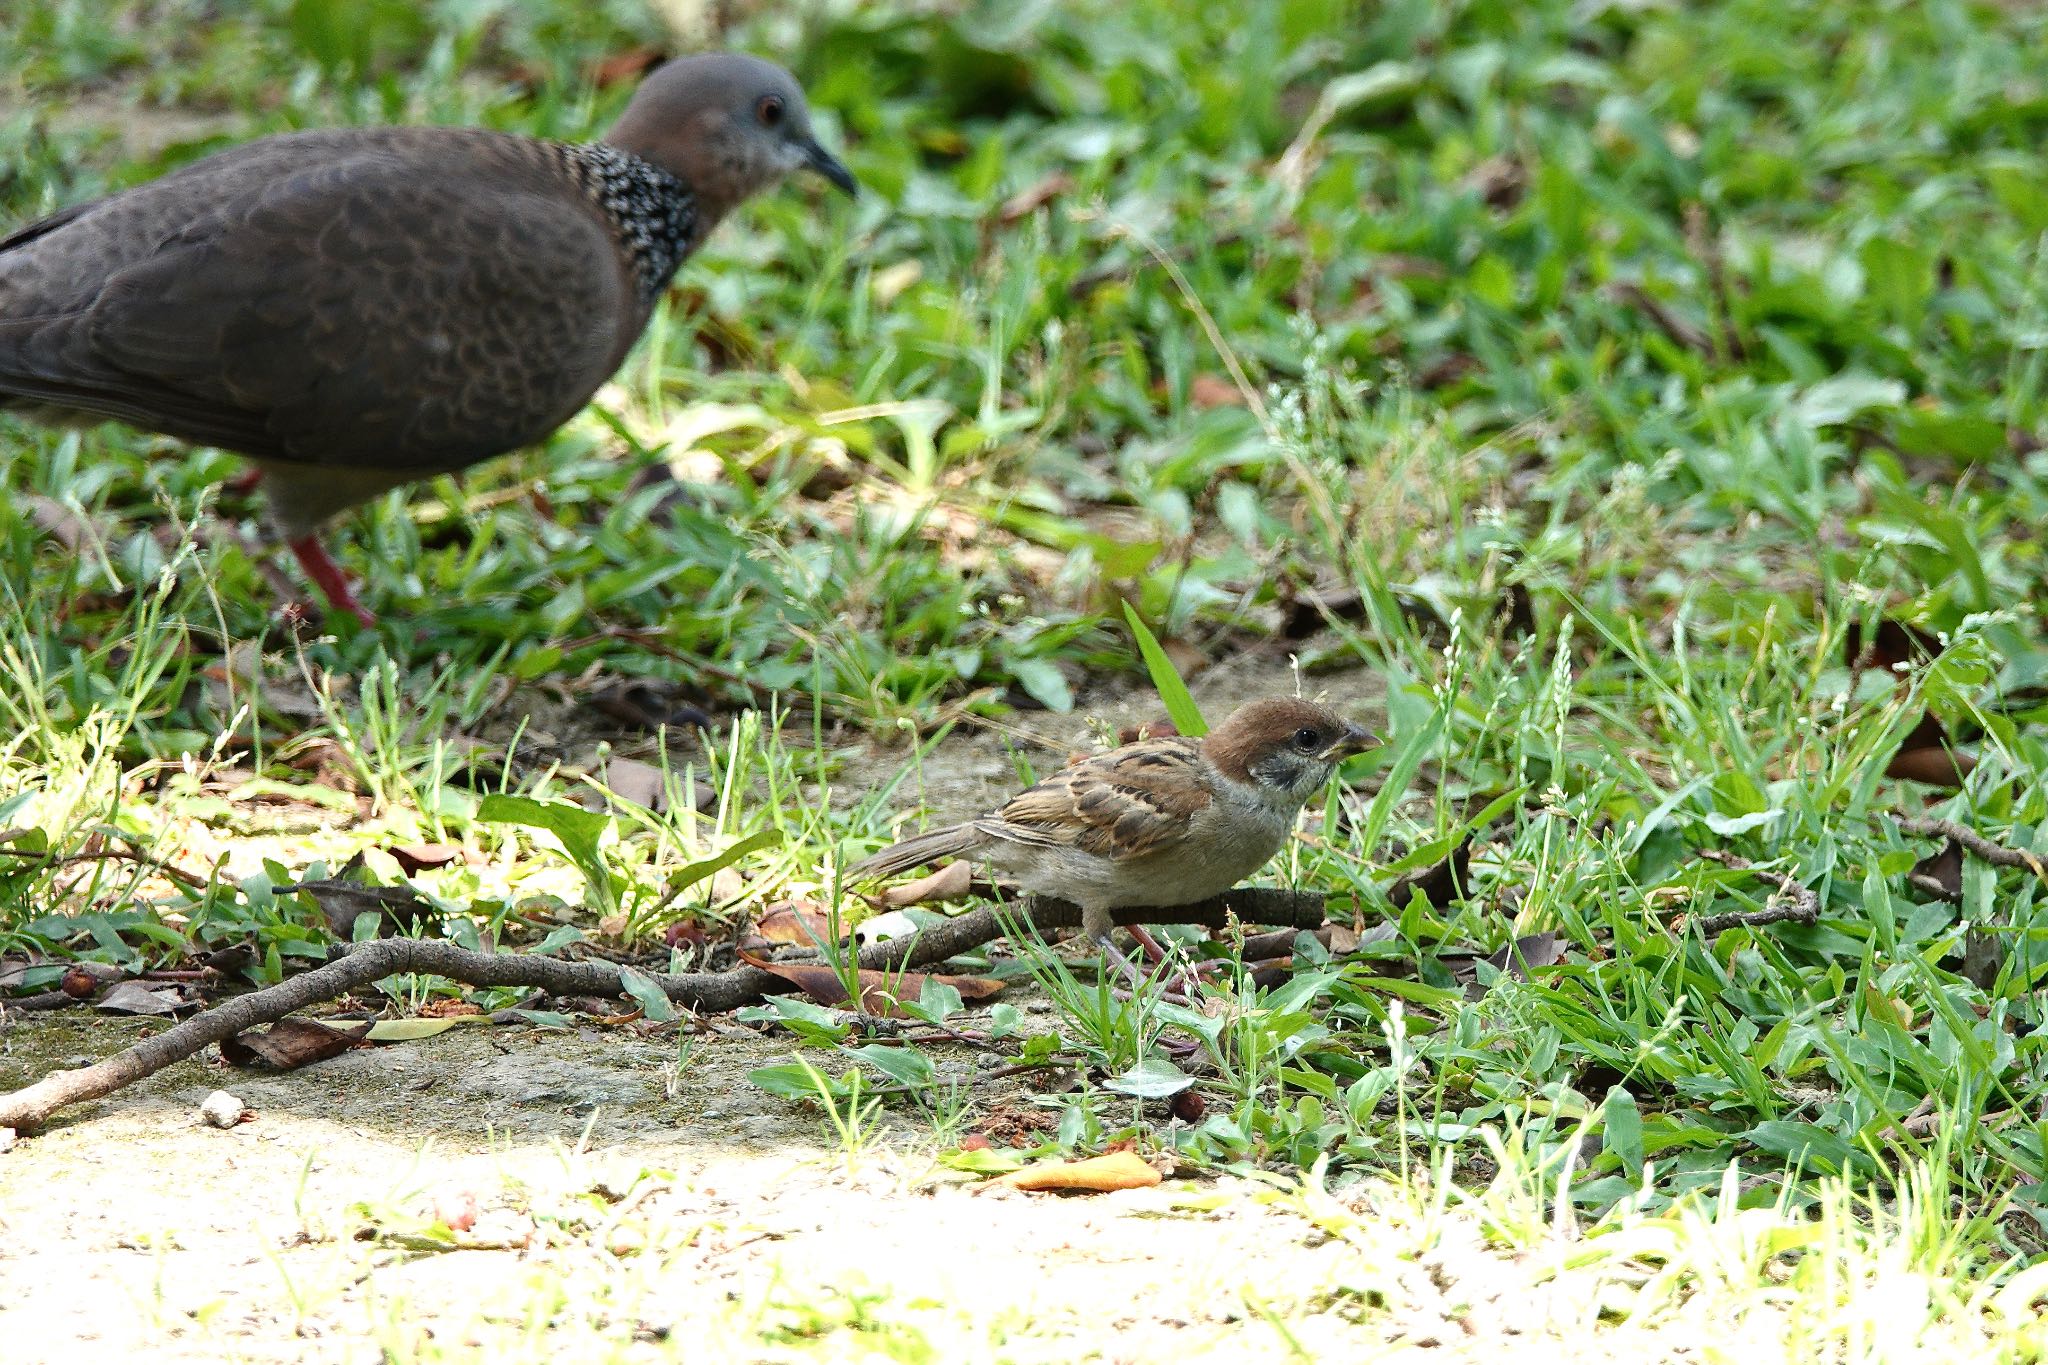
[985,738,1214,862]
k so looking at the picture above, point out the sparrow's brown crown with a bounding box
[1202,697,1374,797]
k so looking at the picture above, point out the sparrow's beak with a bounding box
[800,136,858,196]
[1324,724,1376,760]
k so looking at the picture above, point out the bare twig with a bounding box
[1684,201,1747,363]
[0,845,210,892]
[1898,817,2048,880]
[0,991,81,1013]
[1892,1099,2012,1140]
[1691,851,1820,936]
[1607,281,1715,356]
[0,887,1324,1135]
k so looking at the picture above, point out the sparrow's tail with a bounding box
[843,823,986,883]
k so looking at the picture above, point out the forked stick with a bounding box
[0,888,1324,1135]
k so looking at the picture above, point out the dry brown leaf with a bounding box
[220,1016,363,1070]
[95,981,189,1015]
[584,679,710,734]
[1187,373,1246,409]
[1448,931,1566,992]
[591,46,665,87]
[972,1101,1062,1148]
[1909,837,1964,903]
[22,493,94,552]
[1415,352,1481,389]
[874,860,973,910]
[1843,621,1977,785]
[1484,931,1564,977]
[998,171,1072,224]
[1280,583,1369,640]
[1462,154,1527,208]
[1885,714,1977,787]
[599,756,668,812]
[995,1150,1162,1193]
[389,842,462,875]
[293,877,438,940]
[1115,717,1180,745]
[1385,838,1472,910]
[1847,617,1943,673]
[752,900,838,945]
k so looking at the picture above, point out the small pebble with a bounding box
[198,1090,247,1129]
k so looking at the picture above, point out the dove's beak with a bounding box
[801,137,858,196]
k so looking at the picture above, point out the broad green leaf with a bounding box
[615,966,676,1023]
[911,978,965,1025]
[1121,600,1206,735]
[659,828,782,901]
[1703,809,1782,836]
[1009,656,1073,712]
[1106,1057,1193,1099]
[940,1146,1026,1174]
[476,795,612,884]
[1604,1086,1643,1180]
[748,1062,861,1104]
[1744,1120,1859,1176]
[532,924,585,955]
[735,995,852,1044]
[846,1042,936,1089]
[366,1017,469,1041]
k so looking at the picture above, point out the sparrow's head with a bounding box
[605,53,856,219]
[1202,697,1374,807]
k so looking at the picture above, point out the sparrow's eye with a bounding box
[1293,726,1321,752]
[757,94,786,128]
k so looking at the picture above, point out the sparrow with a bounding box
[846,697,1373,969]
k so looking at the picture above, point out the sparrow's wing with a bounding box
[984,738,1214,862]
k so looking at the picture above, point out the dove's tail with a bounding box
[843,823,987,883]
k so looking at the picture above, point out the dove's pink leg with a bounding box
[286,535,376,628]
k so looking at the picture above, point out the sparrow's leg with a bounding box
[1125,921,1212,999]
[1126,924,1170,965]
[1084,904,1148,987]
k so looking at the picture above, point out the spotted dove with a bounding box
[0,53,855,625]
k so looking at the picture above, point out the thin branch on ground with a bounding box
[0,844,211,892]
[0,887,1324,1135]
[1898,817,2048,880]
[0,991,80,1013]
[1691,851,1821,935]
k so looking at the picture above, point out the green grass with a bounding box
[5,0,2048,1354]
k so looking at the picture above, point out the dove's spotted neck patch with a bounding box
[564,142,699,301]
